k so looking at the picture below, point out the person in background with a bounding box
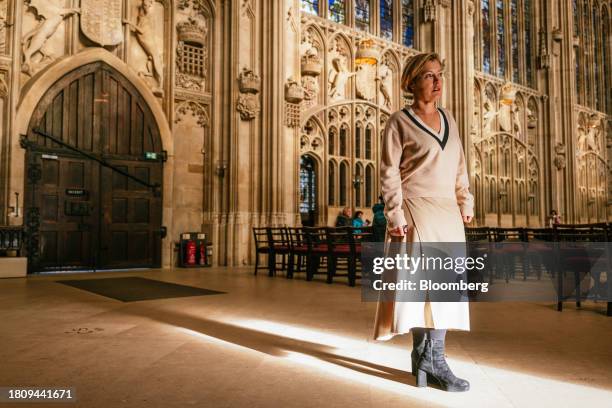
[335,207,352,227]
[549,210,561,227]
[372,195,387,242]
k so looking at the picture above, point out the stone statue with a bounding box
[512,104,523,141]
[328,57,356,100]
[377,63,392,108]
[125,0,163,92]
[21,0,80,75]
[482,99,500,134]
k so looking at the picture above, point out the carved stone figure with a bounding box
[328,57,356,101]
[482,99,499,134]
[512,104,523,141]
[301,75,319,106]
[377,63,392,108]
[125,0,163,93]
[236,94,260,120]
[21,0,80,75]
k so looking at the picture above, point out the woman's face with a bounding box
[411,60,444,103]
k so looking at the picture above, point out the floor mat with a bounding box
[57,276,225,302]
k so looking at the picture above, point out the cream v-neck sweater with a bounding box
[380,106,474,230]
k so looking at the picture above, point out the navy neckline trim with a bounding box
[402,107,449,150]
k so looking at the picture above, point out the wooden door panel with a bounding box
[100,160,162,268]
[29,153,99,271]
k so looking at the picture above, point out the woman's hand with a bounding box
[388,225,406,237]
[462,215,473,224]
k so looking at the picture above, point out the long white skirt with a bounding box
[373,197,470,341]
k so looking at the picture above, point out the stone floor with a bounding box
[0,267,611,408]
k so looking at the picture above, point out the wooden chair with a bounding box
[492,227,527,282]
[553,225,608,312]
[267,227,291,276]
[287,227,308,279]
[252,227,272,276]
[302,226,329,282]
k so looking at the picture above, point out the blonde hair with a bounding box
[400,52,445,93]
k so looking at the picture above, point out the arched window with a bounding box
[402,0,415,47]
[380,0,393,40]
[355,0,371,32]
[511,0,519,83]
[328,161,336,205]
[339,126,348,156]
[328,127,336,155]
[339,161,348,205]
[524,0,533,86]
[299,155,317,225]
[496,0,505,78]
[365,126,372,159]
[301,0,319,15]
[328,0,346,24]
[365,164,374,207]
[481,0,492,74]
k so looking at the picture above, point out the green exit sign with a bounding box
[144,152,158,160]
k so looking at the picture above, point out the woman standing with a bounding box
[374,52,474,392]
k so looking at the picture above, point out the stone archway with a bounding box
[11,49,173,267]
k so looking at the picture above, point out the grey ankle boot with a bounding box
[411,333,426,376]
[416,339,470,392]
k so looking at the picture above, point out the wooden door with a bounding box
[24,62,163,272]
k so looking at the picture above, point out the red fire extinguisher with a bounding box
[199,241,206,265]
[186,240,197,265]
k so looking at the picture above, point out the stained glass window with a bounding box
[402,0,414,47]
[481,0,491,74]
[511,0,519,83]
[583,2,589,106]
[380,0,393,40]
[604,10,610,114]
[355,0,370,32]
[524,0,533,86]
[301,0,319,15]
[572,0,579,37]
[299,155,317,214]
[593,6,600,110]
[496,0,505,78]
[328,0,346,24]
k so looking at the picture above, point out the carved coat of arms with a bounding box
[80,0,123,46]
